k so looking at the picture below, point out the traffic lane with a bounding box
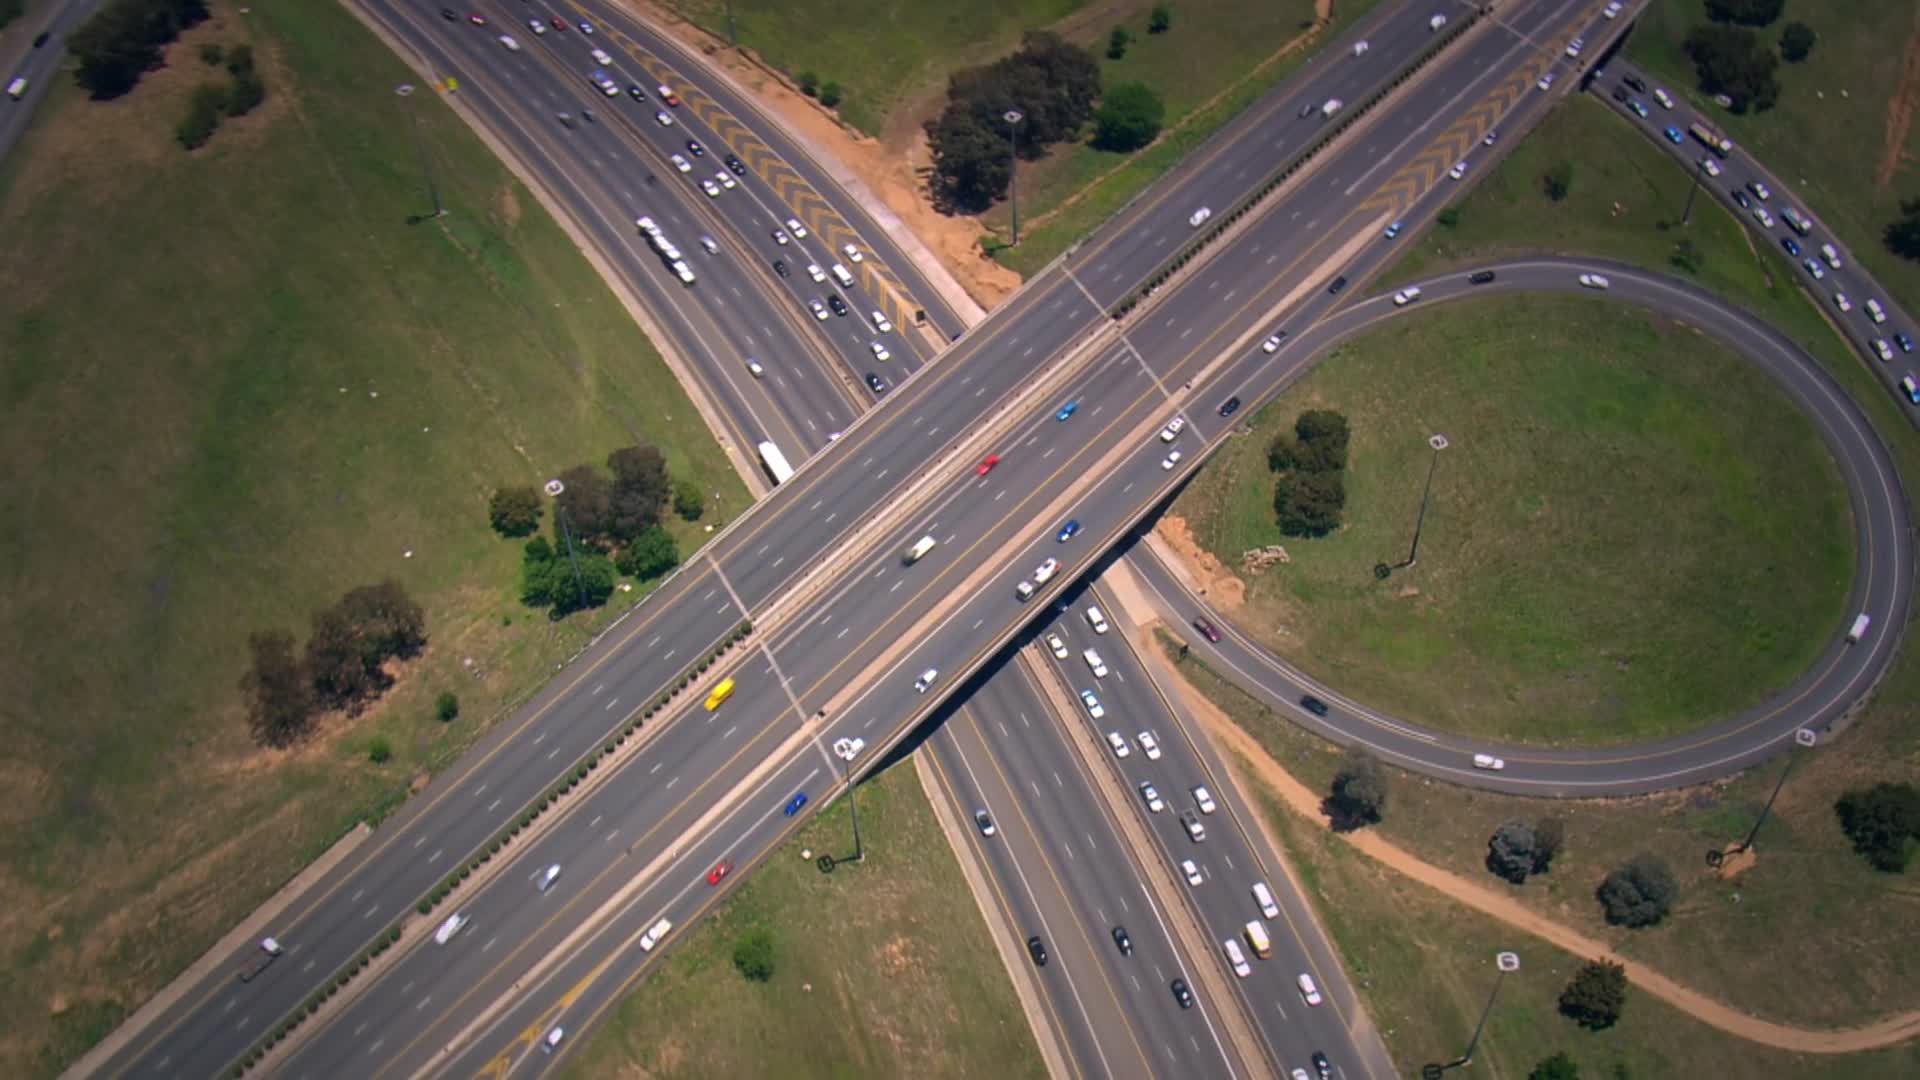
[0,0,107,163]
[931,710,1163,1079]
[569,0,967,339]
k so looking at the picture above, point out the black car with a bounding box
[1625,74,1647,93]
[440,7,457,19]
[1327,275,1348,295]
[725,154,747,176]
[1170,978,1194,1009]
[34,30,52,47]
[686,139,705,157]
[1217,396,1241,418]
[627,85,647,101]
[772,259,790,278]
[1112,926,1133,955]
[1312,1051,1332,1078]
[827,295,849,317]
[1781,236,1801,257]
[1297,101,1316,118]
[1610,86,1628,103]
[1192,616,1221,643]
[1027,935,1048,966]
[1300,694,1329,717]
[864,371,888,394]
[1731,188,1751,209]
[1469,269,1497,284]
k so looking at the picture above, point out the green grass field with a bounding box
[1626,0,1920,317]
[0,3,744,1074]
[1173,292,1851,746]
[558,763,1045,1079]
[662,0,1090,136]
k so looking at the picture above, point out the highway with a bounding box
[94,0,1911,1075]
[0,0,108,162]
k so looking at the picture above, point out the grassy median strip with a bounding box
[0,1,746,1074]
[557,763,1045,1079]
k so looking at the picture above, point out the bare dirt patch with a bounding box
[1153,515,1246,611]
[1875,5,1920,193]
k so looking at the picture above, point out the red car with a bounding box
[706,860,733,885]
[550,16,567,30]
[467,12,487,25]
[976,454,1000,476]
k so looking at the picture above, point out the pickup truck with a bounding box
[238,937,283,982]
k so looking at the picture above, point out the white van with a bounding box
[904,535,936,564]
[1083,648,1108,678]
[1085,605,1110,634]
[1251,881,1279,919]
[1243,919,1272,959]
[5,76,26,101]
[831,263,855,289]
[1848,613,1872,643]
[543,1026,564,1052]
[1222,937,1251,977]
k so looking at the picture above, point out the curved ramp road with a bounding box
[1129,257,1912,797]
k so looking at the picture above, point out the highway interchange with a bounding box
[42,0,1915,1077]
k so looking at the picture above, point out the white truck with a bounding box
[238,936,283,982]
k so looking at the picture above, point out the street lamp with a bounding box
[395,84,445,221]
[1377,434,1449,579]
[1679,155,1709,227]
[1423,951,1520,1078]
[1004,109,1025,246]
[543,479,587,605]
[825,715,865,865]
[1707,727,1817,867]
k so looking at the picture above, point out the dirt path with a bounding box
[1875,5,1920,193]
[1158,652,1920,1055]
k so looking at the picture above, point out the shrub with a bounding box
[798,71,819,96]
[1559,960,1627,1029]
[1834,781,1920,872]
[672,478,705,521]
[1542,160,1573,201]
[732,927,775,981]
[226,42,254,76]
[1487,820,1539,884]
[1091,81,1164,152]
[1778,21,1814,62]
[1437,206,1460,227]
[1596,854,1677,927]
[490,485,543,536]
[1107,26,1132,60]
[367,736,392,764]
[177,82,227,149]
[436,692,460,723]
[819,81,843,108]
[199,42,224,65]
[1323,748,1387,831]
[1148,5,1172,33]
[226,70,266,117]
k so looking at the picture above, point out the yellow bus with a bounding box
[1243,920,1272,959]
[704,677,736,711]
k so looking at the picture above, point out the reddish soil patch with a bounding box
[1876,6,1920,193]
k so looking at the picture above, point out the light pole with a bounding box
[1423,951,1520,1078]
[395,84,445,221]
[1377,434,1448,579]
[723,0,738,46]
[825,717,865,864]
[1708,727,1817,867]
[544,479,587,607]
[1004,109,1024,246]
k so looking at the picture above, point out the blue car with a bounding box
[783,791,809,816]
[1895,332,1914,354]
[1663,126,1682,144]
[1057,520,1082,542]
[1781,236,1801,257]
[1384,220,1402,239]
[1055,401,1078,421]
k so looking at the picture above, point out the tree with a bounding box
[337,581,428,664]
[71,0,211,99]
[924,108,1011,212]
[1834,781,1920,872]
[176,83,225,149]
[1148,4,1172,33]
[240,629,313,748]
[1682,23,1779,113]
[1324,748,1387,831]
[1091,81,1164,152]
[555,464,614,542]
[1291,410,1349,471]
[798,71,819,97]
[673,478,705,521]
[1559,960,1628,1030]
[607,445,670,541]
[226,70,266,117]
[1274,468,1346,537]
[1704,0,1784,27]
[489,485,543,537]
[545,551,615,616]
[436,692,460,723]
[1542,160,1573,201]
[1886,198,1920,263]
[1437,206,1461,227]
[1487,820,1539,884]
[305,582,427,713]
[732,927,774,981]
[1107,26,1132,60]
[1530,1052,1581,1080]
[819,81,843,109]
[1778,21,1815,62]
[520,536,559,607]
[1533,816,1566,874]
[926,32,1101,212]
[617,525,680,581]
[1596,854,1677,927]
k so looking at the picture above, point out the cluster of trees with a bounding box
[491,444,690,618]
[1596,853,1677,927]
[1682,1,1818,113]
[177,43,267,151]
[1886,199,1920,264]
[71,0,208,99]
[1834,781,1920,872]
[1323,748,1387,831]
[1486,817,1567,883]
[924,33,1102,212]
[1559,959,1629,1030]
[239,581,428,748]
[1268,409,1350,537]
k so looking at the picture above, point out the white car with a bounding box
[1748,180,1771,202]
[1820,243,1842,269]
[590,47,613,65]
[1181,858,1203,886]
[1873,338,1894,362]
[771,228,790,246]
[870,309,893,333]
[715,171,737,191]
[1866,298,1887,324]
[593,75,619,97]
[1140,782,1166,813]
[785,217,809,238]
[700,178,721,198]
[1834,292,1852,313]
[1393,286,1422,306]
[1181,812,1206,842]
[1081,689,1106,720]
[528,18,547,34]
[913,667,938,693]
[807,263,827,283]
[1192,784,1217,814]
[1226,940,1252,978]
[654,110,675,127]
[1448,161,1467,180]
[1654,87,1674,109]
[1298,972,1323,1006]
[1046,633,1069,660]
[1753,205,1774,228]
[1159,417,1186,442]
[869,341,891,361]
[1700,156,1721,177]
[434,911,470,945]
[746,358,764,378]
[639,917,673,951]
[1262,333,1284,353]
[808,298,829,321]
[842,243,863,263]
[497,34,520,51]
[833,736,866,761]
[1083,649,1108,678]
[1565,36,1583,58]
[1138,730,1162,760]
[1188,206,1213,228]
[1472,752,1506,771]
[1536,70,1556,92]
[671,261,696,285]
[1033,557,1060,584]
[1803,258,1825,280]
[1604,1,1623,18]
[537,864,562,892]
[670,153,691,173]
[1161,449,1183,470]
[1105,731,1130,758]
[1578,273,1610,290]
[699,235,719,255]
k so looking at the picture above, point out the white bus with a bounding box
[756,439,795,485]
